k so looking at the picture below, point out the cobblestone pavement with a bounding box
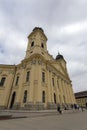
[0,110,87,130]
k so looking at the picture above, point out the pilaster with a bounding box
[15,69,25,105]
[47,70,51,103]
[58,78,64,104]
[50,72,54,103]
[28,65,34,102]
[55,76,59,103]
[64,81,69,104]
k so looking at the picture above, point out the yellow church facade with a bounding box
[0,27,76,110]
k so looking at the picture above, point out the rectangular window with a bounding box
[42,72,45,82]
[26,71,30,82]
[0,77,6,86]
[15,76,19,86]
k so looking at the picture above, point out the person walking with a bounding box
[57,105,62,114]
[81,106,83,112]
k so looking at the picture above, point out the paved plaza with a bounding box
[0,109,87,130]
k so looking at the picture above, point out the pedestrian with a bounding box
[81,106,83,112]
[57,105,62,114]
[86,103,87,109]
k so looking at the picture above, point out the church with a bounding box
[0,27,76,110]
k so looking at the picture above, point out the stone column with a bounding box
[47,70,51,105]
[55,76,59,104]
[35,60,44,110]
[65,83,70,104]
[61,79,66,108]
[50,72,54,103]
[67,83,73,107]
[62,80,67,103]
[64,81,69,104]
[57,77,61,104]
[36,63,42,102]
[28,65,34,102]
[58,78,64,105]
[69,84,76,104]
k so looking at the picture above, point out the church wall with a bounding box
[0,66,15,109]
[0,27,76,110]
[0,61,76,110]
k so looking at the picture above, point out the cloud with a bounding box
[0,10,26,64]
[0,0,87,92]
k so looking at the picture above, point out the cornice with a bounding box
[0,64,16,69]
[28,29,48,41]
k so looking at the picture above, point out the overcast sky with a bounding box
[0,0,87,93]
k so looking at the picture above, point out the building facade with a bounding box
[75,91,87,108]
[0,27,76,110]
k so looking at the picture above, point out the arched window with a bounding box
[41,43,44,48]
[23,90,27,103]
[31,41,34,47]
[54,93,56,104]
[42,91,45,103]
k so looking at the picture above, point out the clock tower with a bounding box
[25,27,48,59]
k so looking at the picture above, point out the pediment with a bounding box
[51,62,69,78]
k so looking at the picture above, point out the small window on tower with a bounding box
[31,41,34,47]
[41,43,44,48]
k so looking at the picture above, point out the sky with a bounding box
[0,0,87,93]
